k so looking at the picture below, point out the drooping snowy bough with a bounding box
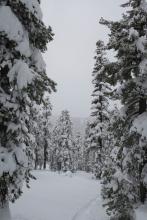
[0,0,56,219]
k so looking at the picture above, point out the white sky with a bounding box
[41,0,125,117]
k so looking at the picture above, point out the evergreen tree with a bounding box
[50,123,60,171]
[73,132,84,171]
[83,121,92,172]
[100,0,147,218]
[28,102,41,169]
[34,107,44,170]
[0,0,56,217]
[50,110,74,172]
[42,96,52,170]
[102,109,135,220]
[89,40,111,179]
[34,97,52,170]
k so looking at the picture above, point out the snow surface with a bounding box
[11,171,108,220]
[0,6,31,57]
[131,112,147,137]
[0,7,23,42]
[20,0,42,20]
[10,171,147,220]
[136,202,147,220]
[0,147,16,177]
[0,203,11,220]
[8,60,35,90]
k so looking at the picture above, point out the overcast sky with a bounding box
[41,0,125,117]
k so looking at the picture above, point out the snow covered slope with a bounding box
[10,171,146,220]
[11,171,107,220]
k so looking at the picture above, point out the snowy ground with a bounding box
[136,203,147,220]
[10,171,147,220]
[11,171,108,220]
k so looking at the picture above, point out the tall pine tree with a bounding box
[0,0,56,218]
[89,40,111,179]
[100,0,147,218]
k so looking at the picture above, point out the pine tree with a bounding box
[33,97,52,170]
[28,102,41,170]
[89,40,111,179]
[34,108,44,170]
[42,96,52,170]
[73,132,84,171]
[50,123,60,171]
[50,110,74,172]
[102,109,135,220]
[83,121,92,172]
[100,0,147,218]
[0,0,56,217]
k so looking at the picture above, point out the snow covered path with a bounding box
[11,171,108,220]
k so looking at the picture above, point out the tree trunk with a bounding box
[34,149,38,170]
[139,97,147,203]
[43,140,48,170]
[140,181,146,203]
[0,201,11,220]
[139,97,146,114]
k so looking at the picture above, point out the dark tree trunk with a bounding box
[43,140,48,170]
[140,181,146,203]
[139,97,146,114]
[0,177,11,220]
[139,97,147,203]
[34,149,38,170]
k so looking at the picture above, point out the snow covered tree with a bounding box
[0,0,56,218]
[50,110,74,172]
[42,96,52,169]
[33,96,52,170]
[28,102,41,169]
[83,121,92,172]
[50,124,60,171]
[101,109,135,220]
[100,0,147,218]
[72,132,84,171]
[89,40,111,179]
